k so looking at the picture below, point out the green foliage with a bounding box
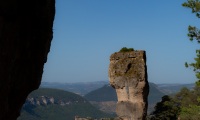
[119,47,134,52]
[180,105,200,120]
[28,88,87,102]
[183,0,200,84]
[173,86,200,119]
[183,0,200,18]
[176,1,200,119]
[186,49,200,83]
[149,95,180,120]
[187,26,200,42]
[174,87,197,107]
[17,88,115,120]
[150,2,200,119]
[19,104,114,120]
[150,86,200,119]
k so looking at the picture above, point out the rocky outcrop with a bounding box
[25,96,56,106]
[108,50,149,120]
[0,0,55,119]
[24,96,86,107]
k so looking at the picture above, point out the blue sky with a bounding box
[42,0,199,84]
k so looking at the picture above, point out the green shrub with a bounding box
[119,47,134,52]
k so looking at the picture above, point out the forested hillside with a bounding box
[84,83,165,113]
[17,88,115,120]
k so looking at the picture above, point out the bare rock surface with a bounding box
[109,50,149,120]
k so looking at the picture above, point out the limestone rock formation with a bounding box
[109,50,149,120]
[0,0,55,119]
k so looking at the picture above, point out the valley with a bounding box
[17,81,194,120]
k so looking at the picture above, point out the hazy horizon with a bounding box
[41,80,195,85]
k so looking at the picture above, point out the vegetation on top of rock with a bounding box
[119,47,134,52]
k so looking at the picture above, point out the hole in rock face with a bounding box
[127,63,131,70]
[125,63,132,73]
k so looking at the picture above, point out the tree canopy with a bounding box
[149,1,200,119]
[183,0,200,84]
[149,95,180,120]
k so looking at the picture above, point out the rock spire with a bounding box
[108,49,149,120]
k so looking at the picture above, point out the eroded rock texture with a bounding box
[0,0,55,119]
[109,50,149,120]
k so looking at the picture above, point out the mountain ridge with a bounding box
[18,88,115,120]
[40,81,194,95]
[83,83,165,113]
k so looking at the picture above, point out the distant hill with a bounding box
[84,83,164,104]
[84,83,165,113]
[40,81,194,96]
[156,83,195,94]
[38,81,195,114]
[17,88,115,120]
[84,85,117,102]
[40,81,108,96]
[148,83,165,104]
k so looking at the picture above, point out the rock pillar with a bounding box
[108,50,149,120]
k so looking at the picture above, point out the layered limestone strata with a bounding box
[109,50,149,120]
[0,0,55,119]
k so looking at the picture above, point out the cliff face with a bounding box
[0,0,55,119]
[24,95,87,107]
[109,50,149,120]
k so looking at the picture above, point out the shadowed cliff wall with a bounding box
[0,0,55,119]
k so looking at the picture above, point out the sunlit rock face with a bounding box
[109,50,149,120]
[0,0,55,119]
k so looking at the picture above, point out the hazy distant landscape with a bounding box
[17,87,115,120]
[40,81,194,96]
[17,81,195,120]
[41,81,108,96]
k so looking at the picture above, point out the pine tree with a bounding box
[183,0,200,85]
